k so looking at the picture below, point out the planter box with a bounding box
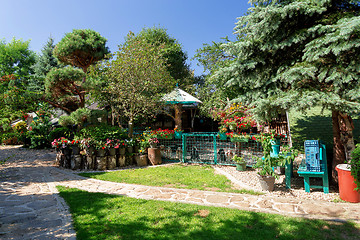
[158,135,173,140]
[231,138,249,143]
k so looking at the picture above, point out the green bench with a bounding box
[297,140,329,194]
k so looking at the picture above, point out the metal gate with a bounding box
[158,132,263,166]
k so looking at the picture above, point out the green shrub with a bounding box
[89,109,108,124]
[77,125,127,142]
[13,121,27,133]
[49,127,72,141]
[58,115,74,127]
[350,144,360,190]
[28,117,52,149]
[70,108,91,126]
[1,132,21,145]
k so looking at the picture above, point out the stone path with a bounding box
[1,146,359,239]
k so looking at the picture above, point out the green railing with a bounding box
[158,132,263,166]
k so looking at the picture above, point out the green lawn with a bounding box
[79,164,261,195]
[57,186,360,240]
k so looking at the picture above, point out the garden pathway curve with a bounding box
[1,146,359,240]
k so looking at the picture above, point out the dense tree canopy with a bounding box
[45,67,85,113]
[212,0,360,180]
[132,27,194,89]
[0,38,37,129]
[102,32,175,137]
[0,38,36,80]
[29,37,60,92]
[53,29,110,75]
[49,29,110,112]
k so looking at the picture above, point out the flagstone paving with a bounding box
[0,146,359,239]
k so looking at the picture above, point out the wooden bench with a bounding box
[297,141,329,194]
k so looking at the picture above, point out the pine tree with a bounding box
[213,0,360,182]
[28,37,59,92]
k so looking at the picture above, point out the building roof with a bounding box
[161,87,202,105]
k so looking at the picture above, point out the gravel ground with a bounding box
[214,165,340,202]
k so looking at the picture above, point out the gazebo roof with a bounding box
[161,87,202,105]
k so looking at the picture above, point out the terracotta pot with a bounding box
[148,148,161,165]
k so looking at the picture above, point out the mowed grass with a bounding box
[57,186,360,240]
[79,164,261,195]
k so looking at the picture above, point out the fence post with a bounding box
[182,134,186,163]
[213,134,217,164]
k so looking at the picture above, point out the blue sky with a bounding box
[1,0,250,76]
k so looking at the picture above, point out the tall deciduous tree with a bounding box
[0,38,36,129]
[104,32,175,137]
[194,38,239,116]
[132,27,195,129]
[213,0,360,182]
[133,27,193,87]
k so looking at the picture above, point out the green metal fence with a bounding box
[158,132,263,166]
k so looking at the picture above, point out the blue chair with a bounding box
[297,140,329,194]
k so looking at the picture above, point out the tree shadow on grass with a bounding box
[58,186,360,240]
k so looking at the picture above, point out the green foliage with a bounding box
[0,38,38,125]
[53,29,110,73]
[45,67,85,113]
[28,117,52,149]
[1,132,21,145]
[77,125,127,143]
[13,121,27,133]
[133,27,194,87]
[232,155,245,164]
[194,39,240,116]
[100,31,175,136]
[213,0,360,121]
[48,127,72,142]
[29,37,60,92]
[69,108,91,127]
[350,144,360,190]
[58,115,74,127]
[0,38,36,78]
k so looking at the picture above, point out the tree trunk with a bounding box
[128,119,134,138]
[338,112,355,162]
[174,104,183,130]
[331,110,355,183]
